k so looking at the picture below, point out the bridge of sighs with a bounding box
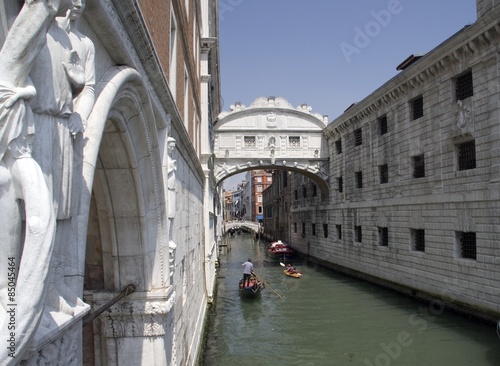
[213,97,330,195]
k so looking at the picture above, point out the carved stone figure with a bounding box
[29,0,95,320]
[0,0,73,363]
[167,137,177,277]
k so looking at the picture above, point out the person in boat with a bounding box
[242,258,254,288]
[286,263,297,273]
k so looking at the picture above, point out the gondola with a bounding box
[239,274,264,297]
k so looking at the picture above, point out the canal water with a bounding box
[202,233,500,366]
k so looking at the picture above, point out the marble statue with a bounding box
[167,137,177,278]
[0,0,89,363]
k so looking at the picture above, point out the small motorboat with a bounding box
[239,274,264,297]
[267,240,294,259]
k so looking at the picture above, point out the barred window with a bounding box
[323,224,328,238]
[354,128,363,146]
[412,95,424,120]
[457,140,476,171]
[336,139,342,154]
[411,229,425,252]
[294,190,298,200]
[302,223,306,235]
[289,136,300,148]
[378,227,389,246]
[294,222,297,233]
[355,226,362,242]
[412,154,425,178]
[355,171,363,188]
[456,70,473,101]
[379,164,388,184]
[337,177,343,193]
[302,186,307,198]
[336,225,342,240]
[312,223,316,236]
[244,136,256,148]
[379,115,388,135]
[459,232,476,260]
[312,184,317,197]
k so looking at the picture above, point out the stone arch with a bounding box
[214,97,330,196]
[80,66,167,293]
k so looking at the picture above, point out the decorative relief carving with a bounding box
[454,99,474,133]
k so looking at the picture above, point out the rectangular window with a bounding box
[355,171,363,188]
[302,186,307,198]
[258,206,262,213]
[337,177,343,193]
[169,15,178,99]
[456,70,473,101]
[412,154,425,178]
[257,185,262,192]
[411,229,425,252]
[294,190,298,200]
[457,140,476,171]
[412,95,424,120]
[312,223,316,236]
[379,115,388,135]
[257,177,262,183]
[289,136,301,148]
[302,223,306,236]
[257,196,263,203]
[355,226,362,243]
[354,128,362,146]
[244,136,256,148]
[323,224,328,238]
[378,227,389,246]
[294,222,297,233]
[336,225,342,240]
[379,164,388,184]
[312,184,317,197]
[335,139,342,154]
[458,232,476,260]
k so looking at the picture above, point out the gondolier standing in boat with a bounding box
[242,258,254,288]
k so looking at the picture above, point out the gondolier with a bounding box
[242,258,254,288]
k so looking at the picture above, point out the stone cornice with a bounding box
[326,8,500,138]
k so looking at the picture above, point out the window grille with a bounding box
[355,226,362,242]
[312,223,316,236]
[323,224,328,238]
[456,71,473,101]
[412,229,425,252]
[412,96,424,120]
[302,186,307,198]
[312,184,317,197]
[244,136,256,148]
[379,164,388,184]
[413,155,425,178]
[459,232,476,260]
[294,222,297,233]
[379,115,388,135]
[302,223,306,235]
[336,225,342,240]
[458,140,476,171]
[338,177,343,193]
[354,128,362,146]
[289,136,300,148]
[378,227,388,246]
[294,190,298,200]
[355,171,363,188]
[336,139,342,154]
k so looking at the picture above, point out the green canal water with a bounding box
[202,233,500,366]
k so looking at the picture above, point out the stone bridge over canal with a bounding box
[213,97,330,195]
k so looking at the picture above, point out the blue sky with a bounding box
[219,0,477,189]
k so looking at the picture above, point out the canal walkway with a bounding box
[202,233,500,366]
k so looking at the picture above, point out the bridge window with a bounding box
[411,95,424,120]
[336,225,342,240]
[411,229,425,252]
[244,136,256,148]
[457,140,476,171]
[289,136,301,148]
[335,139,342,154]
[412,154,425,178]
[312,223,316,236]
[355,226,362,243]
[355,171,363,188]
[378,227,389,246]
[323,224,328,238]
[379,164,388,184]
[457,231,476,260]
[379,115,388,135]
[354,128,362,146]
[455,70,473,101]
